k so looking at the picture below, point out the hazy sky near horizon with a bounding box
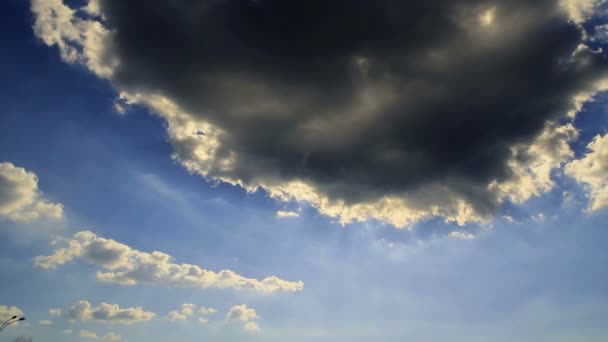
[1,0,608,341]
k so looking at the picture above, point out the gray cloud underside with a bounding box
[101,0,607,205]
[32,0,608,225]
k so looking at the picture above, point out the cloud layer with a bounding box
[31,0,608,226]
[34,231,304,292]
[0,162,63,222]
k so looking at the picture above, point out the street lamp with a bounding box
[0,316,26,333]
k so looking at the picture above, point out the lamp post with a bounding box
[0,316,25,333]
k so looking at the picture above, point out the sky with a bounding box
[1,0,608,341]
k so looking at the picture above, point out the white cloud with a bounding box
[49,308,61,317]
[592,24,608,43]
[226,304,260,332]
[80,330,98,339]
[243,321,261,332]
[0,162,63,222]
[167,304,196,322]
[62,329,72,335]
[559,0,605,23]
[276,210,300,218]
[198,307,218,316]
[198,307,218,324]
[65,300,155,324]
[39,320,52,325]
[34,231,304,292]
[226,304,258,322]
[565,133,608,211]
[449,231,476,240]
[167,311,188,322]
[80,330,121,341]
[490,123,579,204]
[82,0,101,17]
[0,305,23,317]
[31,0,118,78]
[167,304,218,323]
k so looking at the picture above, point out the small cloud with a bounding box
[532,212,546,221]
[80,330,98,339]
[591,24,608,42]
[565,133,608,212]
[243,321,261,332]
[197,306,218,324]
[80,330,121,341]
[62,330,72,335]
[0,162,63,223]
[39,320,52,326]
[198,307,218,316]
[276,210,300,218]
[502,215,516,223]
[226,304,257,322]
[226,304,260,332]
[49,308,61,317]
[101,332,121,341]
[449,231,476,240]
[168,304,196,322]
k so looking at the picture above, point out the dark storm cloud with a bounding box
[96,0,606,215]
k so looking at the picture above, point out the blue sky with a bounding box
[1,0,608,341]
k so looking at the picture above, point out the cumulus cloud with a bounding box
[0,162,63,222]
[0,305,23,317]
[167,304,196,322]
[31,0,608,227]
[198,307,218,324]
[49,308,61,317]
[167,304,218,323]
[226,304,258,322]
[565,133,608,211]
[0,306,24,330]
[226,304,260,332]
[65,300,155,324]
[34,231,303,292]
[80,330,121,341]
[489,123,579,204]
